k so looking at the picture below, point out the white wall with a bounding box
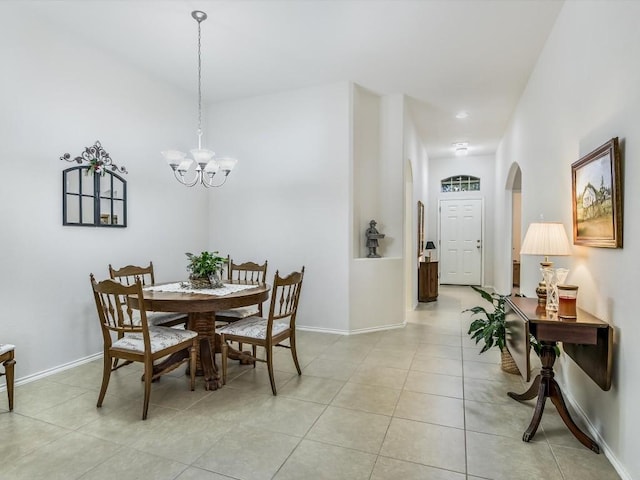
[203,82,407,333]
[404,107,430,309]
[428,154,496,288]
[0,7,209,379]
[378,94,405,259]
[205,83,351,332]
[494,2,640,477]
[350,90,404,330]
[353,85,382,258]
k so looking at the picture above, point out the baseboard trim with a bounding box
[297,321,406,336]
[0,352,102,392]
[560,383,631,480]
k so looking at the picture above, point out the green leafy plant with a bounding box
[465,285,507,353]
[185,251,227,278]
[465,287,560,357]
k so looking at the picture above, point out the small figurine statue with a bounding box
[366,219,385,258]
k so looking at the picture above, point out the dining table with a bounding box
[128,280,270,390]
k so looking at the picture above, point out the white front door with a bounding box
[439,198,482,285]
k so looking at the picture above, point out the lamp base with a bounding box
[536,260,553,306]
[535,281,547,306]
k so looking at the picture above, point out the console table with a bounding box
[418,261,438,302]
[505,296,613,453]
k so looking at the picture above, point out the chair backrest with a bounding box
[109,262,155,286]
[228,259,268,285]
[90,274,150,347]
[267,267,305,328]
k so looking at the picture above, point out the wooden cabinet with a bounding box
[418,261,438,302]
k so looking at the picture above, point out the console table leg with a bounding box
[522,376,548,442]
[508,374,541,402]
[549,379,600,453]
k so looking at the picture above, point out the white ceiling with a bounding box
[24,0,563,159]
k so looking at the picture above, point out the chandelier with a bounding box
[161,10,237,188]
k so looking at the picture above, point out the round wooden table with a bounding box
[129,282,269,390]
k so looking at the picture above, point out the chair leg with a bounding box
[142,360,153,420]
[97,354,112,408]
[4,357,15,411]
[252,345,257,369]
[221,338,228,385]
[112,332,123,370]
[266,344,277,395]
[189,343,197,391]
[290,332,302,375]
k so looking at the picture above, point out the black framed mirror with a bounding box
[62,166,127,227]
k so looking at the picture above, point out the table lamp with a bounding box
[520,222,571,305]
[425,241,436,262]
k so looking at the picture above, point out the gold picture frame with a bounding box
[571,137,622,248]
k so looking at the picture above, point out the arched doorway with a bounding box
[404,158,415,311]
[505,163,522,293]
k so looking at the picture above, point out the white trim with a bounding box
[297,321,406,336]
[0,352,102,391]
[561,384,631,480]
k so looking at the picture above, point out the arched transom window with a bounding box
[441,175,480,193]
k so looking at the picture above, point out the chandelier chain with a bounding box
[197,18,203,144]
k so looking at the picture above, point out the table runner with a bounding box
[144,282,259,296]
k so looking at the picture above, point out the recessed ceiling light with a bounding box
[455,111,469,119]
[453,142,469,156]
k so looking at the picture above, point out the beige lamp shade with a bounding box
[520,222,572,261]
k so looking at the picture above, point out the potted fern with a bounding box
[464,285,520,374]
[185,251,227,289]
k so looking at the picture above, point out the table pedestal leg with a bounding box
[188,311,222,391]
[508,342,600,453]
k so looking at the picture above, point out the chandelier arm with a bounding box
[173,168,202,188]
[202,173,230,188]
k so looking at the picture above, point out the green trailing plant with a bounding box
[465,285,507,353]
[185,251,227,278]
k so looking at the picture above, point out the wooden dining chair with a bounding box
[216,259,268,354]
[109,262,188,329]
[90,274,198,420]
[109,262,188,370]
[0,344,15,411]
[216,259,268,324]
[218,267,304,395]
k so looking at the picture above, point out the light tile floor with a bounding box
[0,286,622,480]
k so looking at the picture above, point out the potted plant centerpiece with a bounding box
[185,251,227,289]
[464,285,520,375]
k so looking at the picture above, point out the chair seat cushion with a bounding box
[217,316,288,340]
[0,344,15,355]
[129,310,186,327]
[112,326,197,354]
[216,306,260,320]
[148,311,187,327]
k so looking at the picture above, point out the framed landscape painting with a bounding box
[571,137,622,248]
